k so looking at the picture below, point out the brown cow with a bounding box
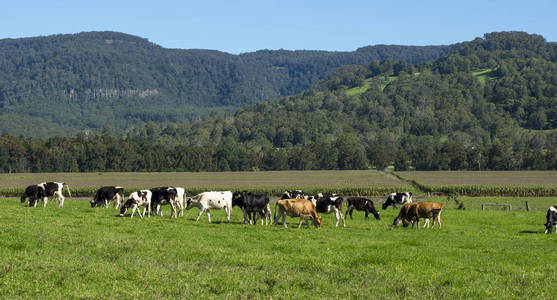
[274,198,322,228]
[393,202,443,229]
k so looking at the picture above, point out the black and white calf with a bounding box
[310,193,346,227]
[281,190,307,199]
[119,190,152,218]
[150,187,179,218]
[232,191,271,225]
[544,206,557,234]
[382,192,413,210]
[20,182,71,208]
[345,197,380,220]
[90,186,124,208]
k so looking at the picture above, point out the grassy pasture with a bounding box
[1,198,556,298]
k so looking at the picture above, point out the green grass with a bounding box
[345,76,398,96]
[472,68,495,84]
[1,198,556,298]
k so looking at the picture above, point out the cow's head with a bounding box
[119,206,127,217]
[185,197,193,210]
[90,199,97,208]
[370,205,381,220]
[232,192,244,208]
[382,196,394,210]
[313,215,323,228]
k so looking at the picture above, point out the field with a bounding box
[2,171,557,298]
[0,170,411,197]
[397,171,557,187]
[1,197,556,298]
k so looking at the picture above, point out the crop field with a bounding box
[0,170,411,197]
[397,171,557,187]
[1,197,556,298]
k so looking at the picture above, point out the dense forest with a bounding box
[1,31,557,172]
[0,31,456,137]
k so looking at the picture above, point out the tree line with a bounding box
[1,131,556,173]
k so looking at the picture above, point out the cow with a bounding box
[20,185,45,207]
[186,191,233,223]
[280,190,307,199]
[382,192,413,210]
[310,193,346,227]
[345,197,380,221]
[150,187,178,218]
[274,198,322,228]
[232,191,271,225]
[20,181,71,208]
[172,187,186,217]
[544,206,557,234]
[90,186,124,208]
[393,202,443,229]
[119,190,152,218]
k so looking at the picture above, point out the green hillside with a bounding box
[1,31,556,172]
[0,31,455,137]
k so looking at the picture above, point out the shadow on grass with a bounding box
[519,230,542,234]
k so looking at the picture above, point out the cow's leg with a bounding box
[58,194,64,208]
[365,210,369,220]
[140,206,146,218]
[282,213,287,228]
[298,217,305,228]
[339,208,346,227]
[437,213,442,228]
[170,201,177,218]
[266,205,272,225]
[242,209,248,224]
[344,205,351,220]
[131,205,137,218]
[226,206,231,223]
[177,201,183,217]
[196,207,205,222]
[206,209,212,223]
[43,197,48,207]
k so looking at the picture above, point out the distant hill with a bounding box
[128,31,557,171]
[0,31,456,137]
[1,31,557,172]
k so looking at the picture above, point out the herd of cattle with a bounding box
[17,181,557,232]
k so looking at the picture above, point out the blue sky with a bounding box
[1,0,555,54]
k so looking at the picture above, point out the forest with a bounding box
[1,32,556,172]
[0,31,455,137]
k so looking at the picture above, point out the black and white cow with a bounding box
[171,187,186,217]
[544,206,557,234]
[382,192,413,210]
[90,186,124,208]
[119,190,152,218]
[310,193,346,227]
[345,197,380,220]
[20,182,71,208]
[150,187,179,218]
[232,191,271,225]
[281,190,307,200]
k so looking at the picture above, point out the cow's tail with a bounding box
[64,183,72,200]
